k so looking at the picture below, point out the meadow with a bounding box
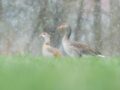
[0,55,120,90]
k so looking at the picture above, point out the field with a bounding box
[0,55,120,90]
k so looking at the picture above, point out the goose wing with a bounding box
[47,46,62,57]
[69,41,101,55]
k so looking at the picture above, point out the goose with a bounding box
[57,23,102,57]
[40,32,62,57]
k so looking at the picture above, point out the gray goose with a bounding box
[40,32,62,57]
[57,24,102,57]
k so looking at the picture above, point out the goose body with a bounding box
[40,32,62,57]
[58,24,101,57]
[62,38,100,57]
[42,43,62,57]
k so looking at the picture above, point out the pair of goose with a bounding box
[40,23,102,58]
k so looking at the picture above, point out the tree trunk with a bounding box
[93,0,102,52]
[74,0,84,41]
[109,0,120,55]
[0,0,2,20]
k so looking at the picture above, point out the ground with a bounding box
[0,55,120,90]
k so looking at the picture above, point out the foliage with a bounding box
[0,55,120,90]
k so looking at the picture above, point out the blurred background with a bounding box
[0,0,120,56]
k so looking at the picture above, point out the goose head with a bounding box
[57,23,72,40]
[39,32,50,44]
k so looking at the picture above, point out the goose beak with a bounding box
[57,23,69,31]
[57,25,63,29]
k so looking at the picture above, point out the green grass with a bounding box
[0,55,120,90]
